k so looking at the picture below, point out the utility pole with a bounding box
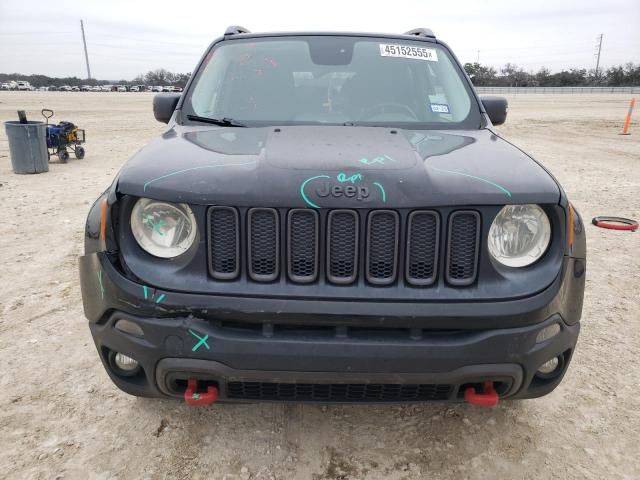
[80,19,92,80]
[594,33,603,79]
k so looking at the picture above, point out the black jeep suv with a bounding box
[79,27,586,406]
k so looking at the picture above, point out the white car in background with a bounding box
[16,81,33,91]
[152,86,163,92]
[116,85,128,92]
[71,86,80,92]
[1,83,10,90]
[162,85,176,92]
[130,86,140,92]
[59,85,72,92]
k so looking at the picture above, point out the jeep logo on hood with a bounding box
[300,173,386,209]
[316,183,370,201]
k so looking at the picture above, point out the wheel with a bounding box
[74,146,85,159]
[58,149,69,163]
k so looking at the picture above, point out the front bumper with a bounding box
[91,310,578,402]
[80,252,584,402]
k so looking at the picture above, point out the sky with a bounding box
[1,0,639,80]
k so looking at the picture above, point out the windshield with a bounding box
[185,36,481,129]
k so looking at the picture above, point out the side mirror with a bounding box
[480,96,508,126]
[153,93,181,124]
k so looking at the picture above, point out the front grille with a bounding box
[208,207,239,280]
[366,210,399,285]
[406,211,439,285]
[446,211,480,286]
[207,207,481,287]
[287,209,319,283]
[327,210,359,284]
[226,381,453,402]
[248,208,279,281]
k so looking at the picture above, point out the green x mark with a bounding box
[143,213,166,235]
[192,393,200,399]
[189,329,210,352]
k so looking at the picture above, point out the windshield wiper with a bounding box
[186,115,247,127]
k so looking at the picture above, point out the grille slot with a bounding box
[208,207,240,280]
[406,211,439,286]
[287,209,319,283]
[446,211,480,286]
[326,210,359,285]
[366,210,399,285]
[247,208,279,282]
[226,381,453,402]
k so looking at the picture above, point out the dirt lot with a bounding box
[0,92,638,480]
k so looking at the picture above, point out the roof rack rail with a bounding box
[404,28,436,39]
[224,26,251,36]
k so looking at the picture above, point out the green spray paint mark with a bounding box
[189,329,210,352]
[427,165,512,197]
[359,155,395,166]
[192,393,200,399]
[299,175,330,208]
[336,172,363,183]
[155,293,166,304]
[97,271,105,300]
[142,213,166,236]
[373,182,387,203]
[143,285,149,300]
[143,161,258,192]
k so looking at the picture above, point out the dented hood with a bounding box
[115,125,560,208]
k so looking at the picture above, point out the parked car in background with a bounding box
[162,85,176,92]
[152,86,163,92]
[117,85,128,92]
[59,85,72,92]
[146,86,154,92]
[16,81,33,91]
[0,83,10,90]
[81,85,92,91]
[47,85,58,91]
[71,86,80,92]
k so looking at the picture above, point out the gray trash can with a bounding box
[4,121,49,174]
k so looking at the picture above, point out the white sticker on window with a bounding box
[379,44,438,61]
[430,103,450,114]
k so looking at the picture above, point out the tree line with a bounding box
[0,69,192,88]
[464,62,640,87]
[2,64,639,89]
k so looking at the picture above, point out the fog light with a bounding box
[114,352,139,371]
[536,323,561,343]
[537,356,560,375]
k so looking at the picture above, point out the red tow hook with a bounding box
[184,378,219,406]
[464,381,499,407]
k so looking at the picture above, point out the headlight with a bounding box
[131,198,196,258]
[488,204,551,267]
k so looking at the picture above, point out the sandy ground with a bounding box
[0,92,638,480]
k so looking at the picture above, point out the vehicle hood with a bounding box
[115,125,560,208]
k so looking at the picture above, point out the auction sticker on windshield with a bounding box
[379,44,438,61]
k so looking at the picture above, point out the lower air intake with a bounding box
[226,381,452,402]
